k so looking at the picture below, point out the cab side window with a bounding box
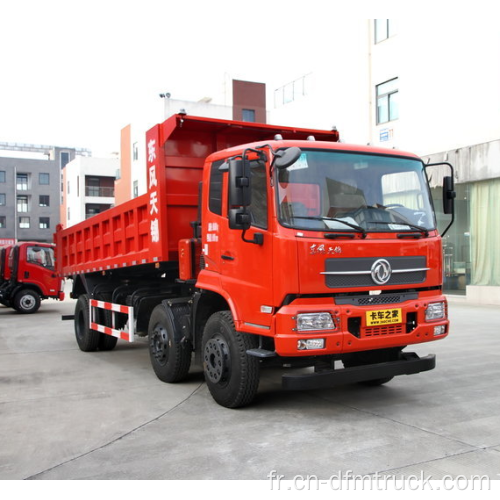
[26,246,55,269]
[27,247,46,266]
[209,160,223,216]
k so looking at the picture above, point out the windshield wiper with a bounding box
[366,205,430,237]
[367,220,429,237]
[292,216,367,238]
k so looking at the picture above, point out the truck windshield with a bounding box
[276,150,435,233]
[27,246,55,270]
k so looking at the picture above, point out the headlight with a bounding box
[425,302,446,321]
[296,312,335,331]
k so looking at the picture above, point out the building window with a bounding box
[133,180,139,198]
[0,216,5,228]
[17,173,29,191]
[60,151,70,168]
[19,216,30,229]
[39,173,50,185]
[17,195,29,213]
[0,171,5,183]
[374,19,396,43]
[85,176,114,197]
[39,217,50,229]
[133,142,139,161]
[39,195,50,207]
[0,193,5,206]
[242,109,256,122]
[376,78,399,124]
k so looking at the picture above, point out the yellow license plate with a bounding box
[366,308,402,327]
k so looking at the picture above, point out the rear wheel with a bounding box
[74,295,100,352]
[148,305,192,383]
[14,289,41,314]
[202,311,260,408]
[98,332,118,351]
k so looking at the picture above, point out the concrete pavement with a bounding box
[1,293,500,481]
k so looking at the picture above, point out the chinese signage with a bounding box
[145,125,163,257]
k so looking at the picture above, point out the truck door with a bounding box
[20,245,59,296]
[204,160,274,331]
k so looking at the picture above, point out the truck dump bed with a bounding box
[55,114,339,277]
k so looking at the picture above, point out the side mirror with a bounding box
[228,158,251,207]
[228,208,251,230]
[443,176,456,215]
[426,161,455,237]
[273,147,302,170]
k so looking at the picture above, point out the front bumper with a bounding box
[282,352,436,390]
[272,296,449,356]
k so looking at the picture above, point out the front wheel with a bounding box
[202,311,260,408]
[14,289,41,314]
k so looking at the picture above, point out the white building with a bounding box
[61,156,119,227]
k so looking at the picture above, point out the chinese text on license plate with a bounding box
[366,308,402,327]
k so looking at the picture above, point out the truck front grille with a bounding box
[324,256,427,288]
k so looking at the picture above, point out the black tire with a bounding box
[98,332,118,351]
[344,348,399,387]
[358,376,394,386]
[148,305,192,383]
[14,289,41,314]
[74,294,100,352]
[202,311,260,408]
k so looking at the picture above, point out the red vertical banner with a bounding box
[145,124,167,262]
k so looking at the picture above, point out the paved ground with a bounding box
[1,291,499,482]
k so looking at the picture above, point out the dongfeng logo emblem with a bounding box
[371,259,392,285]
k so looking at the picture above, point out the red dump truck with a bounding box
[0,242,64,313]
[55,113,455,408]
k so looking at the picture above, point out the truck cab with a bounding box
[197,141,451,357]
[0,242,64,313]
[192,138,454,403]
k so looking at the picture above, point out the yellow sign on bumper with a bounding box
[366,308,402,327]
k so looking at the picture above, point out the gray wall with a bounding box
[0,148,77,243]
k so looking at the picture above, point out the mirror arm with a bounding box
[426,161,456,237]
[242,230,264,245]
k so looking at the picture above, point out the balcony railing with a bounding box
[85,186,115,197]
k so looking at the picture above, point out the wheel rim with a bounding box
[203,335,230,384]
[20,294,35,311]
[151,324,169,366]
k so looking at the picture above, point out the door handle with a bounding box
[221,255,235,261]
